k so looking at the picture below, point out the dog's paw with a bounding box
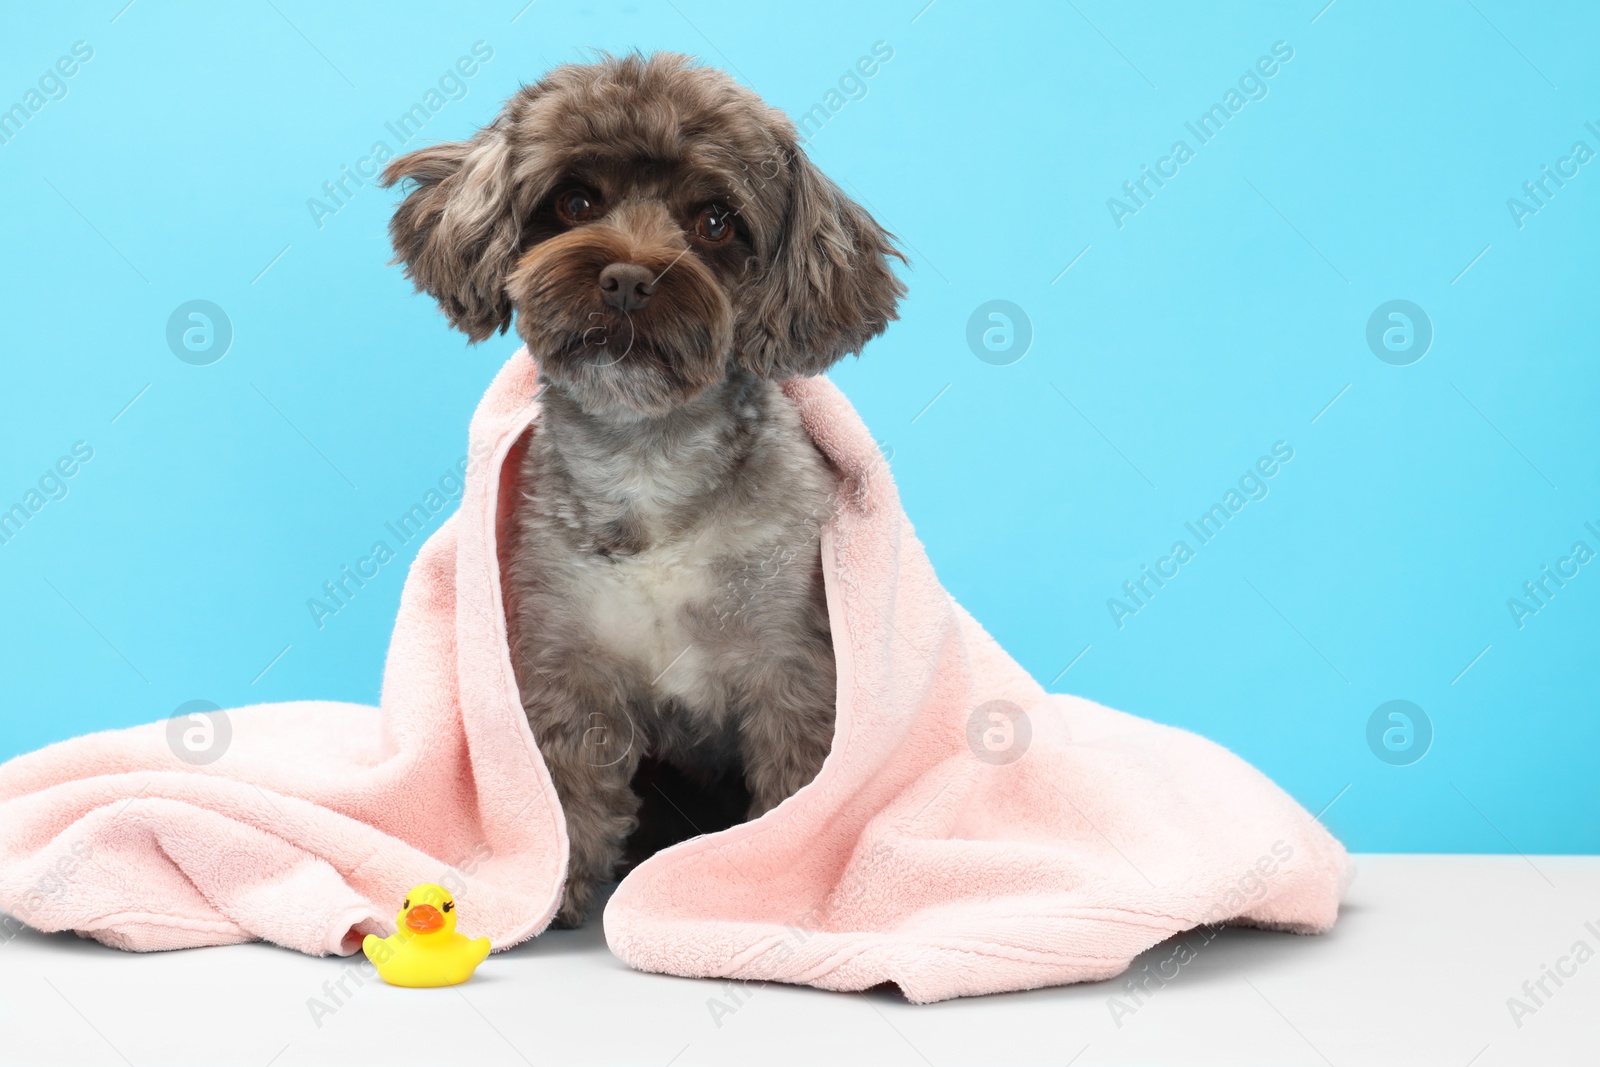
[550,882,594,929]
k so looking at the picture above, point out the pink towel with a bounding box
[0,349,1350,1001]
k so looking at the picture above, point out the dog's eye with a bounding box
[694,205,733,243]
[555,190,599,225]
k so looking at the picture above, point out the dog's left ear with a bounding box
[379,120,523,343]
[736,141,907,379]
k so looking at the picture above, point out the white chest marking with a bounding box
[574,540,716,704]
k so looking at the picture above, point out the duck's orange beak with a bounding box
[404,904,444,934]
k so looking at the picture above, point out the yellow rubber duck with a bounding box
[362,883,491,988]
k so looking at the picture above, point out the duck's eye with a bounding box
[555,189,600,225]
[693,204,733,243]
[442,901,454,913]
[402,899,409,909]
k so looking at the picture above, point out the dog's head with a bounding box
[381,52,905,418]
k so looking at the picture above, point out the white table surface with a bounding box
[0,854,1594,1067]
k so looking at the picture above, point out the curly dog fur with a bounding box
[382,53,904,925]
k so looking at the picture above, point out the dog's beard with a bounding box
[509,236,735,419]
[539,317,729,418]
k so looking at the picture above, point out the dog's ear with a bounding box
[380,120,522,342]
[736,141,906,379]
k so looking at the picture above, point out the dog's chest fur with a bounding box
[505,370,837,750]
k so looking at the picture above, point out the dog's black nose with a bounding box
[598,263,656,313]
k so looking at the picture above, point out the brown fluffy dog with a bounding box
[381,53,904,925]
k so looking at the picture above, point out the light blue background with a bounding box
[1,1,1595,852]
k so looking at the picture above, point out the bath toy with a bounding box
[362,883,491,988]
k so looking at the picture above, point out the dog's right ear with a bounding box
[380,121,522,343]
